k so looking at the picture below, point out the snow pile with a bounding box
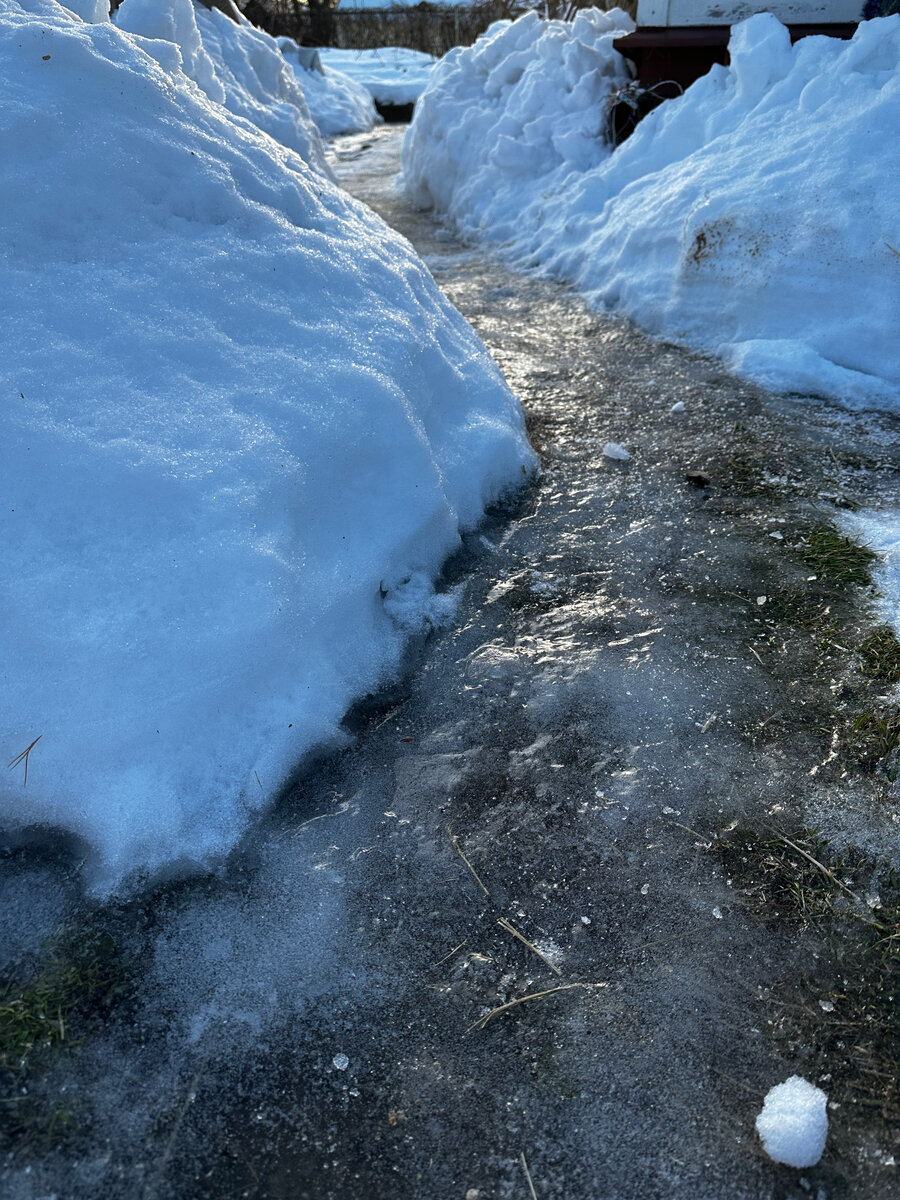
[115,0,330,175]
[841,510,900,640]
[755,1076,829,1167]
[277,36,378,136]
[0,0,534,891]
[404,11,900,411]
[403,10,634,236]
[319,46,437,107]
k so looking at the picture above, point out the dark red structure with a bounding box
[613,23,858,90]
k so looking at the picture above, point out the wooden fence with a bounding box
[239,2,635,53]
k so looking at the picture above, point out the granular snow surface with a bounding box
[0,0,533,891]
[404,11,900,410]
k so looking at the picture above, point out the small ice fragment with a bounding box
[640,883,650,895]
[807,575,818,581]
[769,531,784,541]
[581,916,592,925]
[757,595,767,606]
[603,442,630,461]
[662,805,681,816]
[819,999,835,1013]
[866,893,882,910]
[670,401,685,413]
[755,1076,828,1167]
[332,1053,350,1071]
[712,906,723,920]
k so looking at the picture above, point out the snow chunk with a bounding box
[603,442,630,461]
[756,1076,828,1167]
[61,0,107,20]
[0,0,535,892]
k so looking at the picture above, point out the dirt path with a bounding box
[3,128,899,1200]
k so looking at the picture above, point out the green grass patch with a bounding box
[859,627,900,685]
[846,708,900,769]
[1,927,123,1147]
[716,827,900,1121]
[798,527,878,586]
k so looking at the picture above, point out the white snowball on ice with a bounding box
[755,1076,828,1168]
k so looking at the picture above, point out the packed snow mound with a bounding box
[115,0,330,175]
[404,11,900,411]
[277,36,379,136]
[0,0,534,892]
[403,9,634,234]
[840,509,900,641]
[319,46,438,107]
[755,1076,829,1167]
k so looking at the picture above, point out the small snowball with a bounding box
[769,531,784,540]
[712,906,723,919]
[670,401,686,413]
[602,442,630,461]
[640,882,650,895]
[757,595,767,605]
[332,1053,350,1071]
[756,1076,828,1167]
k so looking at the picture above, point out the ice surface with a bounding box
[0,0,534,891]
[277,36,378,136]
[404,12,900,410]
[755,1076,828,1167]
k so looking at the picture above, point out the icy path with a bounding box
[4,128,900,1200]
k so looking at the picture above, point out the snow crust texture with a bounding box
[404,11,900,411]
[115,0,330,175]
[0,0,534,891]
[755,1076,829,1167]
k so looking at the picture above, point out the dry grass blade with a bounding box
[520,1151,538,1200]
[434,940,467,967]
[467,982,598,1033]
[7,734,42,786]
[497,918,562,976]
[448,827,490,897]
[764,826,860,903]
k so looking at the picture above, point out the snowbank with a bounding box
[319,46,437,107]
[404,11,900,411]
[277,36,379,136]
[114,0,330,174]
[0,0,534,891]
[841,509,900,641]
[756,1076,829,1167]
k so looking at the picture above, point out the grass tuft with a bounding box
[847,708,900,769]
[1,928,122,1147]
[798,526,878,586]
[716,827,900,1122]
[859,627,900,685]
